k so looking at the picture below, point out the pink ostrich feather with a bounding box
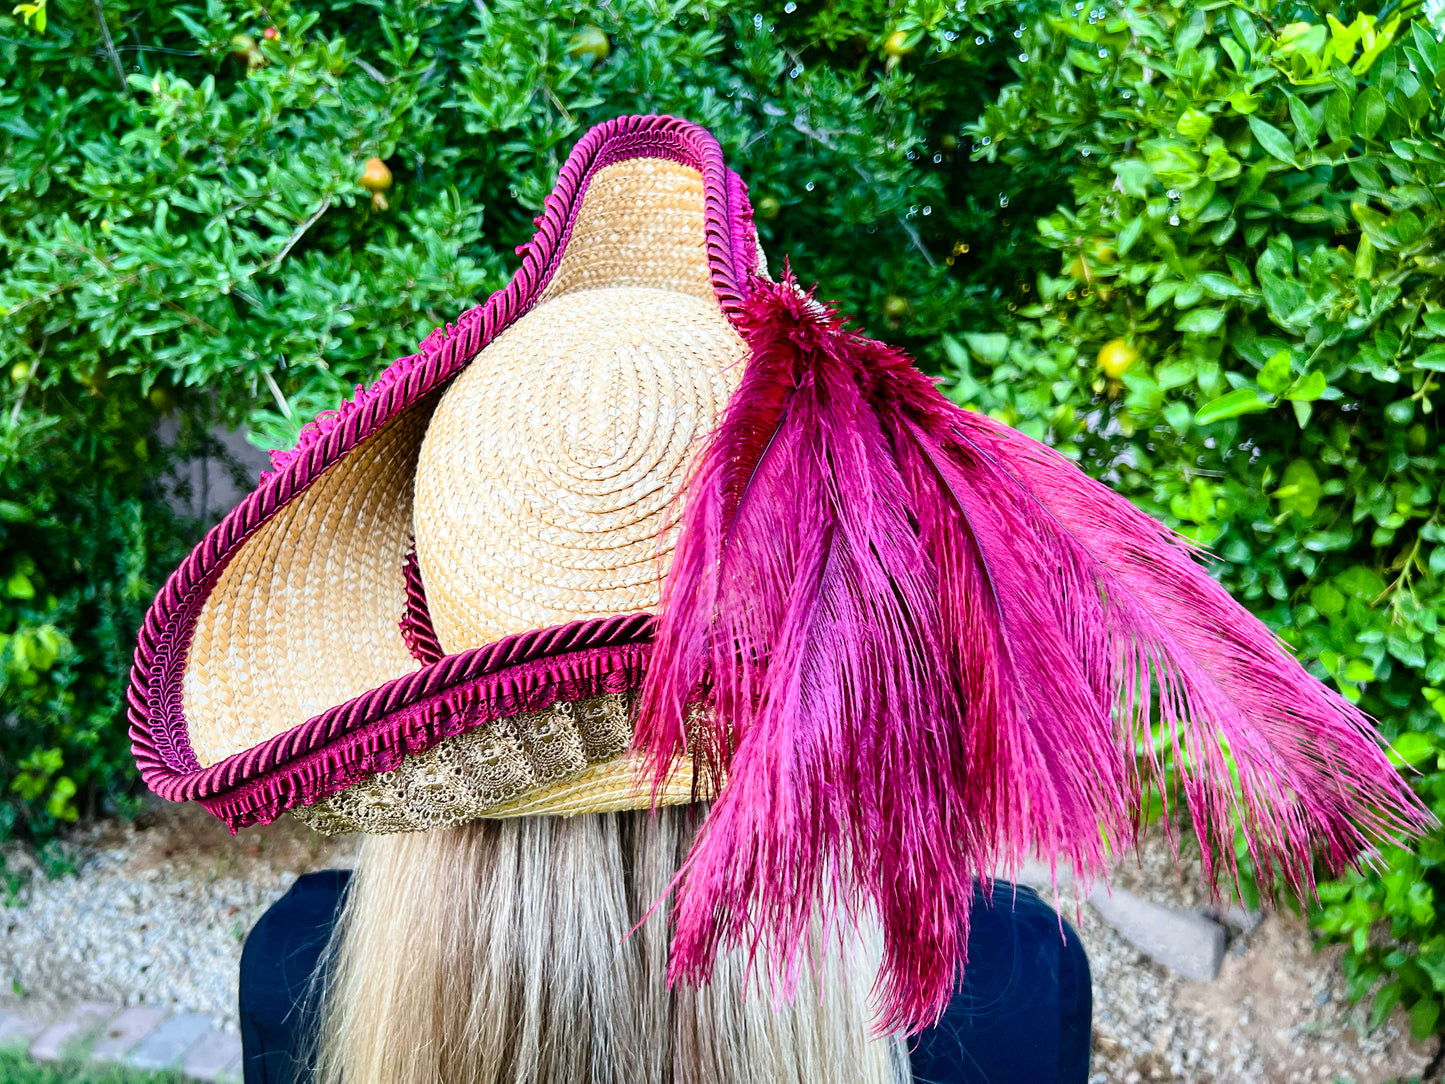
[634,270,1432,1037]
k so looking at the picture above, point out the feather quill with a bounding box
[635,270,1432,1036]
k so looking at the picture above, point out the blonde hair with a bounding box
[317,807,912,1084]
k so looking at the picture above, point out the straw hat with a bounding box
[129,114,1427,1033]
[131,117,754,831]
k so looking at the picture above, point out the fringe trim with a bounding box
[183,616,653,831]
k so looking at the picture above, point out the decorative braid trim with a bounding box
[128,114,757,829]
[195,614,654,830]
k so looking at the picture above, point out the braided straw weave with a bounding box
[179,156,748,828]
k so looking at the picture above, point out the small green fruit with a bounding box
[568,25,610,65]
[884,30,915,58]
[361,157,393,210]
[756,196,781,221]
[1096,339,1139,379]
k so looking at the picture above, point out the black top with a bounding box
[239,872,1090,1084]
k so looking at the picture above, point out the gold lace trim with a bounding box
[293,693,639,834]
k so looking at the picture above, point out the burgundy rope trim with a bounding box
[200,641,650,831]
[158,612,655,829]
[398,540,443,664]
[128,115,758,805]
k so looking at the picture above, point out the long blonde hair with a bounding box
[317,807,912,1084]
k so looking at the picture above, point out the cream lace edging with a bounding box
[292,693,640,834]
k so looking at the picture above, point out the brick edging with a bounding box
[0,1001,241,1082]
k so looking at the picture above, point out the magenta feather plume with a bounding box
[634,270,1432,1036]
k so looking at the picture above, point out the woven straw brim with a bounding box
[178,156,748,824]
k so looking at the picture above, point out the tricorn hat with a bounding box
[130,114,1428,1032]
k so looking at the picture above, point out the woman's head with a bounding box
[317,807,912,1084]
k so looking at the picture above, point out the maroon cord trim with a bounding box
[180,613,654,830]
[127,115,758,820]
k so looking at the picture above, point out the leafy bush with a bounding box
[0,0,1044,840]
[946,0,1445,1041]
[2,0,1443,1037]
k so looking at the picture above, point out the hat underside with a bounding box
[128,117,758,831]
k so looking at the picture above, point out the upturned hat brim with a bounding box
[128,116,757,830]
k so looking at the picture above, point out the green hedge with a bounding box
[2,0,1442,1035]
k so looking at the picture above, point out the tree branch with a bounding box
[91,0,130,97]
[269,197,332,271]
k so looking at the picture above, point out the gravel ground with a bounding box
[1076,836,1434,1083]
[0,803,354,1030]
[0,803,1435,1080]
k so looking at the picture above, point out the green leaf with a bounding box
[1117,215,1145,256]
[963,333,1010,365]
[1287,95,1323,145]
[45,776,77,822]
[1335,566,1386,599]
[1354,235,1376,280]
[1205,146,1243,181]
[1415,346,1445,372]
[1261,272,1309,326]
[1304,529,1354,552]
[1342,659,1374,683]
[1227,88,1263,114]
[1411,998,1440,1040]
[1388,634,1427,669]
[1226,8,1259,54]
[1156,359,1197,389]
[1111,159,1154,198]
[1352,87,1388,139]
[1387,732,1436,768]
[1258,350,1294,394]
[1370,980,1403,1031]
[1163,400,1192,433]
[1248,115,1297,164]
[1276,459,1321,516]
[1196,388,1270,424]
[1220,35,1247,72]
[1177,107,1213,142]
[1175,9,1206,53]
[1176,307,1225,334]
[5,573,35,600]
[1310,583,1346,615]
[1323,88,1353,141]
[1283,371,1328,401]
[1197,272,1246,299]
[1146,280,1178,312]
